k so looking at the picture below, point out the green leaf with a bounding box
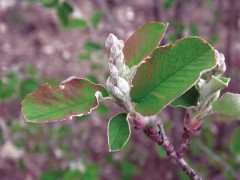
[84,41,102,51]
[157,146,167,158]
[91,10,103,28]
[63,19,88,30]
[171,86,200,108]
[131,37,216,116]
[231,128,240,155]
[57,2,74,26]
[86,75,99,84]
[96,103,109,116]
[212,93,240,119]
[28,0,36,4]
[0,73,18,101]
[20,79,38,98]
[41,0,58,8]
[190,24,199,36]
[163,0,176,9]
[78,52,91,61]
[123,22,168,68]
[108,113,130,151]
[199,76,230,105]
[22,77,109,123]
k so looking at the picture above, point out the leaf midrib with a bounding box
[111,117,126,149]
[26,98,94,120]
[134,48,213,104]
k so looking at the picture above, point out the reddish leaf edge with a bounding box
[124,22,169,66]
[21,77,109,123]
[130,36,217,116]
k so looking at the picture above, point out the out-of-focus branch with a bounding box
[0,117,10,141]
[225,0,236,75]
[96,0,119,27]
[173,0,183,39]
[210,0,223,34]
[196,140,239,179]
[152,0,162,21]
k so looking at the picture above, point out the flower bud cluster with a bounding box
[105,33,133,112]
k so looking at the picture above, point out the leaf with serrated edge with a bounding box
[107,113,130,152]
[131,37,216,116]
[21,77,109,123]
[212,93,240,119]
[123,22,168,68]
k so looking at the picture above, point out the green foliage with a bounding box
[120,159,140,179]
[212,93,240,118]
[41,0,58,8]
[91,11,103,28]
[230,129,240,155]
[84,41,102,51]
[78,41,102,61]
[108,113,130,151]
[41,164,101,180]
[157,146,167,158]
[131,37,216,116]
[123,22,168,68]
[0,73,18,101]
[20,79,38,98]
[199,76,230,106]
[163,0,176,9]
[171,86,200,108]
[96,103,109,116]
[22,78,109,122]
[190,24,199,36]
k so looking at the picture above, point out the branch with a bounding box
[177,113,202,158]
[132,113,202,180]
[0,117,10,141]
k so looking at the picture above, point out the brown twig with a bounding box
[132,113,202,180]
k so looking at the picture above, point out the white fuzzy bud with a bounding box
[106,77,115,92]
[105,33,118,49]
[119,64,130,77]
[109,63,118,78]
[214,49,226,75]
[118,40,124,50]
[112,86,125,99]
[115,53,124,69]
[110,45,121,59]
[116,77,130,95]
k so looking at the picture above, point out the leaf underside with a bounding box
[131,37,216,116]
[212,93,240,119]
[123,22,168,68]
[108,113,130,151]
[22,78,108,123]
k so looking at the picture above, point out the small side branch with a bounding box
[132,113,202,180]
[177,127,191,158]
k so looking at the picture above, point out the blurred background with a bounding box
[0,0,240,179]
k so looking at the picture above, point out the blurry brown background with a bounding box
[0,0,240,180]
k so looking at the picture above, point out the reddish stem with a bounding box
[132,113,202,180]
